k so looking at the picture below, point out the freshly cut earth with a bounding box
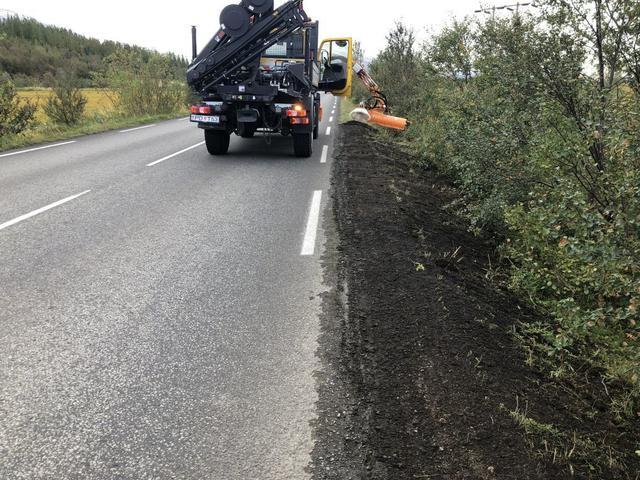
[310,122,639,480]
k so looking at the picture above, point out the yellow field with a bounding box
[17,88,117,121]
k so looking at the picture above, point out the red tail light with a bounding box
[287,104,307,118]
[190,105,212,114]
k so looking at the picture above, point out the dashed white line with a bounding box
[120,124,156,133]
[0,190,91,232]
[329,116,334,123]
[320,145,329,164]
[147,141,205,167]
[301,190,323,256]
[0,141,77,159]
[326,127,332,136]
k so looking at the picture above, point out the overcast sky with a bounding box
[2,1,490,59]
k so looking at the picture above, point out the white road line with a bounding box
[0,141,76,159]
[320,145,329,164]
[120,124,156,133]
[0,190,91,232]
[329,116,334,123]
[331,110,335,115]
[326,127,332,136]
[147,141,205,167]
[301,190,322,256]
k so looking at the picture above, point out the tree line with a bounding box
[0,15,188,87]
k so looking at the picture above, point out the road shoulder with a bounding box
[310,122,638,479]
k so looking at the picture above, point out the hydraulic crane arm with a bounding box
[187,0,309,95]
[352,63,409,130]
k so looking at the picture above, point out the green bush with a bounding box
[0,79,37,136]
[370,1,640,425]
[43,76,87,125]
[101,49,187,116]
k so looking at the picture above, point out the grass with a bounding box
[0,111,187,152]
[340,96,358,123]
[3,87,188,152]
[501,400,631,477]
[17,88,116,122]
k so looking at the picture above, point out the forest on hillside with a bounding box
[0,16,188,87]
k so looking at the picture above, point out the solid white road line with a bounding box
[301,190,323,256]
[147,141,205,167]
[326,127,332,136]
[0,190,91,232]
[320,145,329,164]
[0,141,77,159]
[120,124,156,133]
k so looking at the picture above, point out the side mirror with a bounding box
[318,38,353,97]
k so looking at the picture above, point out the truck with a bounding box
[186,0,354,158]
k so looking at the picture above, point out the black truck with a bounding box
[186,0,353,158]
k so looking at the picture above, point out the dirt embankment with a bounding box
[310,122,639,480]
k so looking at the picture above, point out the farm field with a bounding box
[17,88,116,121]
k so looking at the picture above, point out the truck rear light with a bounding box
[290,117,310,125]
[287,103,307,118]
[287,107,307,118]
[190,105,213,114]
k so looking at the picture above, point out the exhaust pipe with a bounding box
[191,25,197,61]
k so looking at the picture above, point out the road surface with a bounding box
[0,95,340,479]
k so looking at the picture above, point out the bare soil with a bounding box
[310,122,639,480]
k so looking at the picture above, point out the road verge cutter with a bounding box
[187,0,354,157]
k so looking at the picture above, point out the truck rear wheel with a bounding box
[293,132,313,158]
[205,130,230,155]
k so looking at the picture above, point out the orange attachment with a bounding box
[367,109,410,131]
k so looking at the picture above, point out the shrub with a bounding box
[370,3,640,425]
[43,75,87,125]
[0,79,37,136]
[101,49,187,116]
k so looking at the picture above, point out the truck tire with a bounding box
[205,130,230,155]
[293,132,313,158]
[238,123,256,138]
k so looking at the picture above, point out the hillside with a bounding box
[0,15,188,87]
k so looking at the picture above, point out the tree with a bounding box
[427,19,474,85]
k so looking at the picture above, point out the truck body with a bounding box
[186,0,353,157]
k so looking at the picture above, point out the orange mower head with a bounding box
[350,107,409,131]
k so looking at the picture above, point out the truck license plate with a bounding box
[191,115,220,124]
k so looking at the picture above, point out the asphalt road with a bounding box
[0,94,340,479]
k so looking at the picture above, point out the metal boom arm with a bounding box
[187,0,309,95]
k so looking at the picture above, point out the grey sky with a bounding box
[2,1,489,59]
